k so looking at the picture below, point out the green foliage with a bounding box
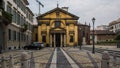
[97,40,120,45]
[23,23,28,30]
[0,0,2,8]
[115,34,120,40]
[21,23,28,32]
[2,10,12,23]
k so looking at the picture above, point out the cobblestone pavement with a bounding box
[0,47,119,68]
[0,48,54,68]
[83,45,120,51]
[57,48,72,68]
[63,47,117,68]
[63,47,120,68]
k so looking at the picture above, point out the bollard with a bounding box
[113,53,117,66]
[30,52,35,68]
[21,51,29,68]
[1,56,7,68]
[101,51,110,68]
[9,55,14,68]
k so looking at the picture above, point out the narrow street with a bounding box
[49,47,79,68]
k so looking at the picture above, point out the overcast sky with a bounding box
[28,0,120,27]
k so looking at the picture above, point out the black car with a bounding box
[24,42,42,50]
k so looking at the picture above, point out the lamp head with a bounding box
[92,17,95,23]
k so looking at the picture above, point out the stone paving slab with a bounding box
[63,47,116,68]
[84,45,120,51]
[0,48,54,68]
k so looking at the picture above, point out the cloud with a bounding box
[28,0,120,27]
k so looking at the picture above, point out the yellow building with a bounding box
[36,7,79,47]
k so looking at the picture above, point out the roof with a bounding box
[26,7,34,16]
[90,30,115,35]
[109,18,120,26]
[77,23,90,27]
[23,0,29,5]
[37,7,79,20]
[109,21,119,26]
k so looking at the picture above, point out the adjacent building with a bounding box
[0,0,34,50]
[36,7,79,47]
[109,18,120,33]
[90,30,116,44]
[96,25,108,30]
[78,23,90,45]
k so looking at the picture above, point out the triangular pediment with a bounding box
[37,7,79,20]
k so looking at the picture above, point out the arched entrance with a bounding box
[0,23,3,50]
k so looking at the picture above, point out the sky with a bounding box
[28,0,120,27]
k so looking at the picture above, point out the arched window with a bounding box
[55,21,61,27]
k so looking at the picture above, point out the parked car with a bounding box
[24,42,43,50]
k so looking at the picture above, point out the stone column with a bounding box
[61,34,62,47]
[54,34,56,47]
[64,34,66,47]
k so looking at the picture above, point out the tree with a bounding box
[115,34,120,40]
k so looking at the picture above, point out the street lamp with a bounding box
[92,17,95,54]
[79,28,82,50]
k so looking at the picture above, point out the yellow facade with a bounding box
[36,7,79,47]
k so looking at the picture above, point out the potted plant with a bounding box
[21,23,28,32]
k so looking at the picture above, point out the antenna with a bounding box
[57,1,59,8]
[36,0,44,15]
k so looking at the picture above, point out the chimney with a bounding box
[62,7,69,11]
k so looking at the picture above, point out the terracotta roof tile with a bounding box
[90,30,115,35]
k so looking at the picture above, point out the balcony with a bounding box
[21,24,28,32]
[2,10,12,25]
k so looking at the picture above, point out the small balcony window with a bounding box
[55,21,61,27]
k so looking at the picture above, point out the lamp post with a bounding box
[92,17,95,54]
[79,28,82,50]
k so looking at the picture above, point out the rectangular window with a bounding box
[2,1,5,10]
[20,16,22,26]
[16,0,20,7]
[28,23,30,30]
[13,9,16,23]
[7,5,12,13]
[8,29,11,40]
[11,30,14,41]
[20,33,22,41]
[16,32,19,41]
[70,36,74,42]
[18,14,20,25]
[16,13,18,24]
[21,16,24,25]
[42,36,46,42]
[13,31,16,41]
[55,21,61,27]
[18,32,20,41]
